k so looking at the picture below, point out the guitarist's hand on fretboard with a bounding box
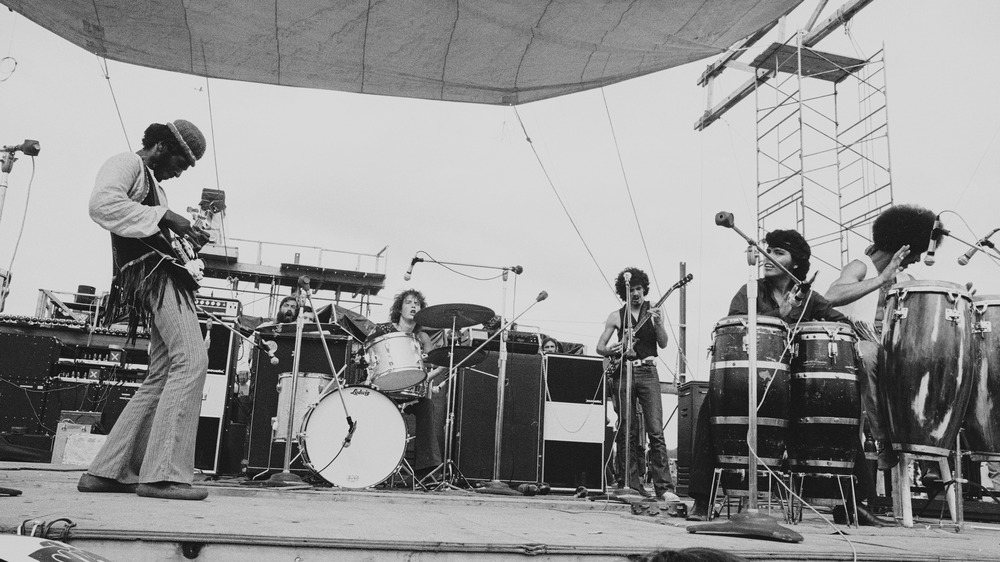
[161,209,211,248]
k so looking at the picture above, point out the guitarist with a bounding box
[596,267,677,501]
[79,120,211,501]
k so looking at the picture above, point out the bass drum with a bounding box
[299,386,407,488]
[966,295,1000,459]
[882,280,974,457]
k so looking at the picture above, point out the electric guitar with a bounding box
[150,205,216,291]
[604,273,693,378]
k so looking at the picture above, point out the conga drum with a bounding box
[965,295,1000,459]
[709,315,790,470]
[882,280,974,456]
[787,322,861,475]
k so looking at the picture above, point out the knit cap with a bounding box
[166,119,206,166]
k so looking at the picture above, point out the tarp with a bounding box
[2,0,803,105]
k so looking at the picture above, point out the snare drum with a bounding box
[273,372,331,442]
[787,322,860,475]
[966,295,1000,459]
[882,280,974,457]
[709,315,790,470]
[364,332,427,391]
[299,386,407,488]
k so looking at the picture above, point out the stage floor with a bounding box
[2,462,1000,561]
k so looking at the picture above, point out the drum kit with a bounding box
[279,302,496,489]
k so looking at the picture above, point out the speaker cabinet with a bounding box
[676,380,709,496]
[454,352,543,484]
[0,333,60,434]
[194,320,239,475]
[246,332,353,475]
[542,354,606,492]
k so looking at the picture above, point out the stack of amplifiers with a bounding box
[195,295,242,319]
[454,351,543,485]
[246,331,354,475]
[195,319,240,475]
[675,380,709,496]
[542,354,606,492]
[462,328,541,355]
[453,352,608,492]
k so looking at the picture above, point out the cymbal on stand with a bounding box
[425,346,487,368]
[415,303,495,330]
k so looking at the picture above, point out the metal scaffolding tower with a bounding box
[751,36,893,271]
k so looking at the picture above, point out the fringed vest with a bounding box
[101,168,193,340]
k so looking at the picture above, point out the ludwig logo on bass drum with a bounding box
[350,387,370,396]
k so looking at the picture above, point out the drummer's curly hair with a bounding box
[615,268,650,301]
[390,289,427,324]
[872,205,938,254]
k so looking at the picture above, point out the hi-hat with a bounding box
[425,346,487,368]
[415,303,494,330]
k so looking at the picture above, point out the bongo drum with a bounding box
[709,315,790,470]
[965,295,1000,459]
[787,322,861,475]
[882,280,974,456]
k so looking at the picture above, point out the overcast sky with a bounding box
[2,2,998,445]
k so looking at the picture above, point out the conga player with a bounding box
[825,204,937,475]
[688,230,890,525]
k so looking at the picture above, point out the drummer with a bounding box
[687,230,885,523]
[367,289,448,481]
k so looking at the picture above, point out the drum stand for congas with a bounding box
[689,212,803,542]
[891,434,964,530]
[706,468,790,523]
[786,473,857,528]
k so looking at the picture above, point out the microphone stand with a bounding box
[689,212,802,543]
[410,256,524,487]
[266,276,313,487]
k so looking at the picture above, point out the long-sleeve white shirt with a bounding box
[89,152,168,238]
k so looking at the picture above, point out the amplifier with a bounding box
[462,328,540,355]
[195,296,242,319]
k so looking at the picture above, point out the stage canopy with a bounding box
[2,0,802,105]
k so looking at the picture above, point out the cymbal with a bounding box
[415,303,495,330]
[425,346,488,368]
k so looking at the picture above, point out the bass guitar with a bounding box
[604,273,693,377]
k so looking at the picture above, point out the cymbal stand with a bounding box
[426,315,464,490]
[689,211,802,542]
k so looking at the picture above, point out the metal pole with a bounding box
[679,262,688,382]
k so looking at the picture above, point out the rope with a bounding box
[511,106,615,297]
[600,88,660,294]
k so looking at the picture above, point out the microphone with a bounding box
[403,256,422,281]
[623,272,632,283]
[924,215,947,266]
[959,227,1000,265]
[297,275,311,291]
[2,139,40,156]
[263,340,279,365]
[343,417,358,447]
[510,265,524,275]
[536,290,548,302]
[715,211,735,228]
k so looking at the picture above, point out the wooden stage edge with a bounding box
[2,463,1000,561]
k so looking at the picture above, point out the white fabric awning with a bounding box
[3,0,803,105]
